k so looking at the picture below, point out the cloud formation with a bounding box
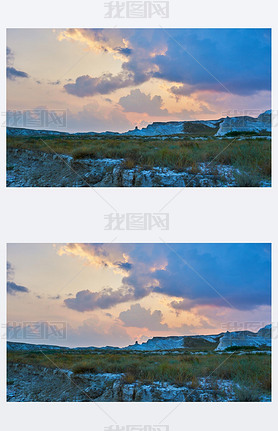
[7,261,14,280]
[152,244,271,310]
[66,103,132,133]
[49,294,61,300]
[7,261,29,295]
[119,89,168,116]
[6,47,14,65]
[67,318,132,347]
[6,47,29,81]
[7,318,132,348]
[64,72,135,97]
[61,243,271,313]
[119,303,169,331]
[7,281,29,295]
[64,286,140,312]
[61,29,271,98]
[7,66,29,81]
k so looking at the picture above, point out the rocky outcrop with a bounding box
[125,334,220,351]
[215,325,271,351]
[7,363,243,402]
[8,148,269,188]
[7,149,123,187]
[124,120,221,136]
[257,324,271,338]
[7,324,271,353]
[216,110,271,136]
[126,336,185,351]
[7,110,271,139]
[7,341,68,352]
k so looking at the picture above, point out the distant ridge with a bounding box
[7,110,271,138]
[7,324,271,352]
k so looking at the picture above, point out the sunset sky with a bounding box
[7,243,271,347]
[7,29,271,133]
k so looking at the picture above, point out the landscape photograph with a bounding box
[6,28,271,187]
[7,243,271,402]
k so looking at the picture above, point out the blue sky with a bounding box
[7,29,271,132]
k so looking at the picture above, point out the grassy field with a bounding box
[7,134,271,184]
[8,349,271,400]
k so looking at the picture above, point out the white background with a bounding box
[0,0,277,430]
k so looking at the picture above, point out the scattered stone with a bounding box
[6,148,270,188]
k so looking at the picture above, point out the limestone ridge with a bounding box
[7,324,271,352]
[7,110,271,137]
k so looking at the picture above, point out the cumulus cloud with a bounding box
[7,261,14,281]
[170,84,195,97]
[48,80,61,86]
[7,261,29,295]
[119,303,169,331]
[60,29,271,98]
[67,318,132,347]
[49,294,61,300]
[116,261,133,271]
[66,103,132,133]
[58,243,135,272]
[152,29,271,96]
[116,47,132,57]
[64,286,141,312]
[60,243,271,313]
[58,28,133,55]
[6,47,29,81]
[152,244,271,310]
[7,318,132,348]
[7,281,29,295]
[119,89,168,116]
[168,104,216,121]
[7,66,29,81]
[6,47,14,65]
[61,243,159,312]
[64,72,135,97]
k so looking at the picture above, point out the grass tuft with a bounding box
[7,349,271,399]
[7,134,271,185]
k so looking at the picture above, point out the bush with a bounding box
[234,172,262,187]
[234,386,262,401]
[72,362,98,374]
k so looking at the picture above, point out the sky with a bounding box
[7,243,271,348]
[6,29,271,133]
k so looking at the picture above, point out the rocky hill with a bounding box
[7,324,271,353]
[216,110,271,136]
[215,325,271,351]
[6,127,69,137]
[7,341,68,352]
[7,110,271,138]
[125,325,270,352]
